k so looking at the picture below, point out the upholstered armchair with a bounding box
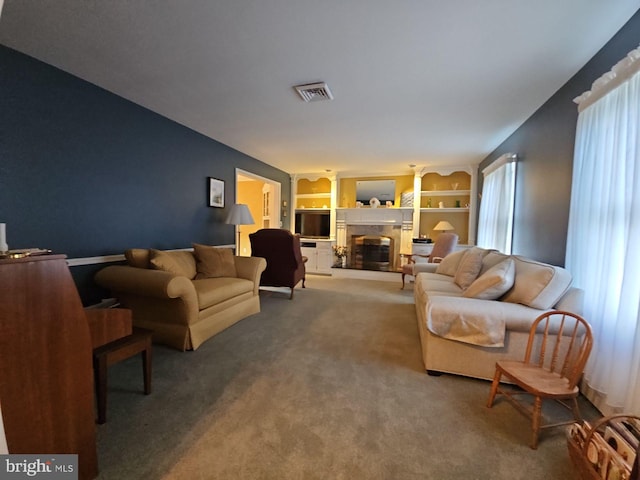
[401,233,459,289]
[249,228,307,299]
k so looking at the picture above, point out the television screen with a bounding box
[356,180,396,205]
[295,211,330,238]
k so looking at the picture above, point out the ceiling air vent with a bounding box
[293,82,334,102]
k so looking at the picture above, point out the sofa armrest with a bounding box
[234,256,267,295]
[553,287,584,316]
[411,262,439,274]
[95,265,197,302]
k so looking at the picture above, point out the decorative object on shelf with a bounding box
[369,197,380,208]
[208,177,225,208]
[400,191,414,207]
[225,204,255,248]
[451,183,459,190]
[0,223,8,253]
[433,220,455,233]
[385,201,392,207]
[355,201,363,208]
[332,245,348,268]
[438,201,445,208]
[426,198,432,208]
[455,200,461,208]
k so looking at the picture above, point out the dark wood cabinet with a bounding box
[0,255,98,479]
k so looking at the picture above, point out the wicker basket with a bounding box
[567,414,640,480]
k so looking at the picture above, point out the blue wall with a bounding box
[478,9,640,266]
[1,45,290,303]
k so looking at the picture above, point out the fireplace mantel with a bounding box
[336,207,414,226]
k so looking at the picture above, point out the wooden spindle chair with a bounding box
[486,311,593,449]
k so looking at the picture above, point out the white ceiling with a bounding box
[1,1,638,175]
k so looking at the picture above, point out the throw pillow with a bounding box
[193,244,237,279]
[435,249,466,277]
[125,248,150,269]
[501,256,572,309]
[453,247,486,289]
[149,249,197,278]
[463,258,515,300]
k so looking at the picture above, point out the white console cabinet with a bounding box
[300,239,334,275]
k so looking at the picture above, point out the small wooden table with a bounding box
[92,327,153,424]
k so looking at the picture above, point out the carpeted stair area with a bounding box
[95,276,595,479]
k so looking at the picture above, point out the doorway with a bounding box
[235,169,281,256]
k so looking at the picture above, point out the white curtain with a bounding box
[477,154,516,254]
[566,55,640,414]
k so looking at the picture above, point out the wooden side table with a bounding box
[92,327,153,424]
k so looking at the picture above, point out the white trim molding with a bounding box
[482,153,517,177]
[574,44,640,113]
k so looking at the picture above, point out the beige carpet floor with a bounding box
[95,275,596,479]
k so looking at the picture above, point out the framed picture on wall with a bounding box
[208,177,224,208]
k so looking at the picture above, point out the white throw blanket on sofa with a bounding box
[424,294,557,347]
[426,295,507,347]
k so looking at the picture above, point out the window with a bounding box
[477,153,517,254]
[566,46,640,414]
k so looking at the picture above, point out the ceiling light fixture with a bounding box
[293,82,334,102]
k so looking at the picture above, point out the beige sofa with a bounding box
[95,245,266,351]
[414,247,584,381]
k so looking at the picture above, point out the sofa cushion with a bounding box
[463,258,515,300]
[149,249,197,279]
[193,244,237,279]
[501,256,572,310]
[478,251,510,276]
[125,248,151,269]
[416,272,464,295]
[193,277,254,309]
[453,247,487,289]
[435,249,466,276]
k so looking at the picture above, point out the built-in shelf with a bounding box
[420,207,469,213]
[335,207,414,211]
[421,189,470,196]
[296,193,331,198]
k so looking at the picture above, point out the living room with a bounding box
[2,2,640,479]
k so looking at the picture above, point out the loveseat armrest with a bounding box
[234,256,267,295]
[95,265,197,302]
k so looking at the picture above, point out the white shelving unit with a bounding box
[412,166,478,247]
[291,173,338,274]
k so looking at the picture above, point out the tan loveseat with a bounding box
[414,247,584,380]
[95,245,266,351]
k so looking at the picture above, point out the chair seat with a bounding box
[497,360,579,397]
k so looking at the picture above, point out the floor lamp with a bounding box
[225,204,255,254]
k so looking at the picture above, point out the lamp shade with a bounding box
[225,204,255,225]
[433,220,454,232]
